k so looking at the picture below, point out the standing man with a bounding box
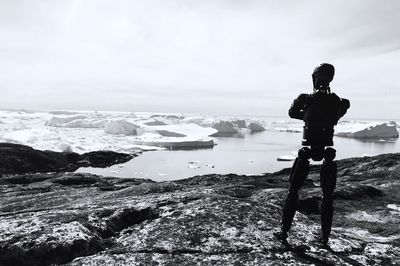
[277,63,350,246]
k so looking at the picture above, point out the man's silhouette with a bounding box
[277,63,350,245]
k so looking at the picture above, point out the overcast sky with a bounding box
[1,0,399,119]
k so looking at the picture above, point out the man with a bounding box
[277,63,350,246]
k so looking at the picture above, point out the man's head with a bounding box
[312,63,335,91]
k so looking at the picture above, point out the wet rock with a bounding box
[0,143,77,175]
[78,150,133,168]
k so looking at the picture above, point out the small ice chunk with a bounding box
[206,164,215,168]
[188,161,201,169]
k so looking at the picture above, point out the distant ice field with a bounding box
[0,110,399,181]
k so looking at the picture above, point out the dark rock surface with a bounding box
[1,150,400,265]
[0,143,135,175]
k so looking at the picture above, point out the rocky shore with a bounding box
[1,144,400,265]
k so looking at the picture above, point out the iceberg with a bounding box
[143,119,168,126]
[132,124,217,149]
[336,122,399,139]
[211,121,239,136]
[104,120,139,136]
[248,121,265,132]
[145,123,217,137]
[63,119,105,128]
[231,119,247,128]
[45,116,88,127]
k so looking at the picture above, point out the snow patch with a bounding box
[387,204,400,212]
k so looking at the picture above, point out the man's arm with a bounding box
[288,94,309,120]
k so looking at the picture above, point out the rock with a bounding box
[104,120,139,136]
[1,151,400,265]
[0,143,77,175]
[79,150,134,168]
[0,143,134,175]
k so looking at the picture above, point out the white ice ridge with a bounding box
[0,110,223,152]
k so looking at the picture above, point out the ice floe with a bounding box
[277,155,296,162]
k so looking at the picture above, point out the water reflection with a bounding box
[76,131,400,181]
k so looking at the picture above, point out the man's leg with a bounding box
[320,147,337,245]
[280,147,310,239]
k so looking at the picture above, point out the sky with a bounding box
[1,0,400,119]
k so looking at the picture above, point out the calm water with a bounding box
[76,130,400,181]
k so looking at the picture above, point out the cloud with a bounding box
[0,0,399,118]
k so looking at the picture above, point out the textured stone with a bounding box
[1,150,400,265]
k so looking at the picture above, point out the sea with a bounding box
[1,110,399,181]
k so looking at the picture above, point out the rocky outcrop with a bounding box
[1,151,400,265]
[0,143,134,175]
